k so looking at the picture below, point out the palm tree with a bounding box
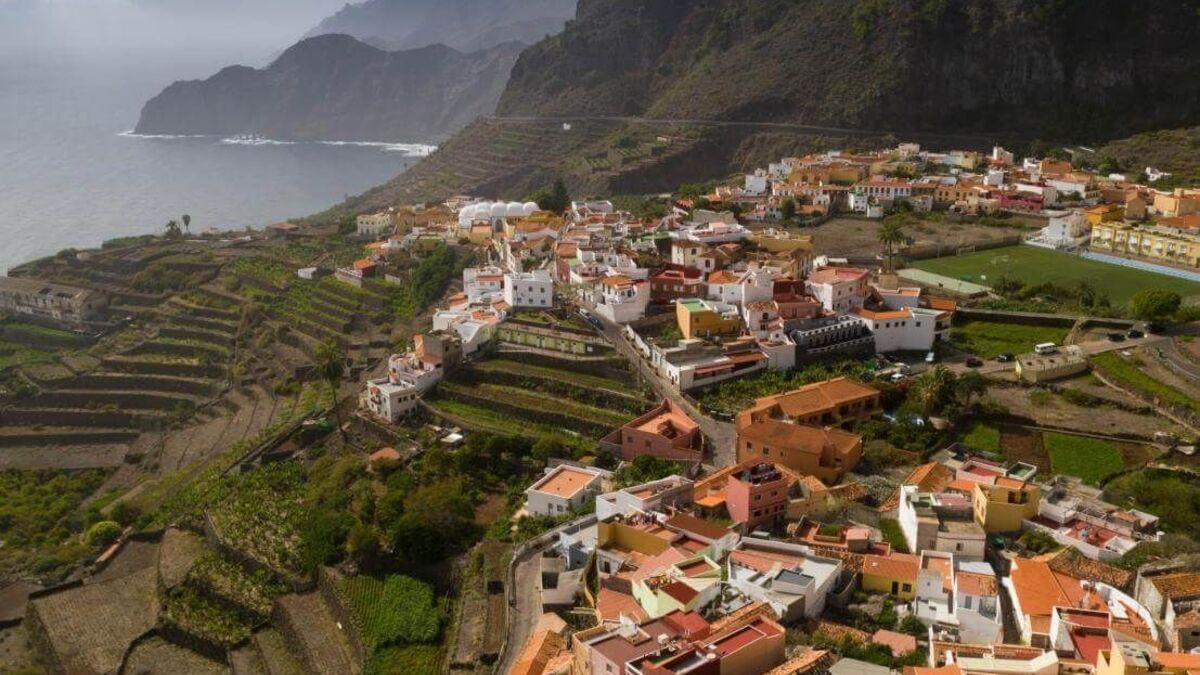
[912,365,956,417]
[315,339,347,441]
[877,219,906,272]
[181,214,191,235]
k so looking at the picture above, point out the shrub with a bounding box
[84,520,121,548]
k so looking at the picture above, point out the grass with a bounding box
[960,422,1001,454]
[914,245,1200,305]
[878,518,909,554]
[1092,352,1200,413]
[948,319,1069,358]
[1044,432,1125,485]
[366,645,441,675]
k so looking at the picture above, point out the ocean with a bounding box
[0,48,429,274]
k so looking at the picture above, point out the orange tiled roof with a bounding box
[747,376,878,421]
[863,553,919,582]
[739,419,861,457]
[957,571,998,596]
[1151,572,1200,600]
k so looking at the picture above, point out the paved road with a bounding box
[496,544,543,675]
[585,307,737,467]
[485,115,1034,146]
[939,333,1168,376]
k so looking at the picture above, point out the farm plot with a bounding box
[207,462,307,578]
[1044,433,1125,485]
[341,574,441,653]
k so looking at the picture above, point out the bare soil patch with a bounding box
[1000,426,1049,473]
[810,217,1029,257]
[985,384,1184,440]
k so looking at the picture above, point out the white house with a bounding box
[727,538,843,622]
[503,269,554,309]
[745,171,769,196]
[853,307,939,353]
[914,551,1003,645]
[462,266,506,304]
[525,465,609,517]
[356,211,394,237]
[592,275,649,324]
[706,266,778,308]
[671,241,717,273]
[806,267,870,313]
[363,378,419,423]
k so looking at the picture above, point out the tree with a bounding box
[1075,280,1097,308]
[536,179,571,214]
[954,370,987,408]
[315,340,347,440]
[780,198,797,222]
[876,218,907,273]
[345,523,382,570]
[1097,156,1121,175]
[181,214,191,234]
[391,478,476,563]
[912,366,956,417]
[1130,289,1181,323]
[164,219,181,238]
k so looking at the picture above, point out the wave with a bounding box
[316,140,437,157]
[120,131,435,156]
[117,130,213,140]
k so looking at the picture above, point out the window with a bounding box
[902,583,912,593]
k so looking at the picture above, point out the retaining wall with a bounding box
[102,357,225,380]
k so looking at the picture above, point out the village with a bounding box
[0,140,1198,675]
[338,142,1200,675]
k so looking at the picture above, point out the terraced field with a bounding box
[428,355,647,441]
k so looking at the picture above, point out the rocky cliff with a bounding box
[498,0,1200,141]
[304,0,576,52]
[134,35,523,142]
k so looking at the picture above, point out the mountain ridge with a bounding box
[134,34,523,142]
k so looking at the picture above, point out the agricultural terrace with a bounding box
[0,468,110,575]
[343,574,440,649]
[948,318,1069,358]
[913,245,1200,305]
[1043,432,1126,486]
[428,353,647,453]
[955,422,1153,485]
[207,462,307,577]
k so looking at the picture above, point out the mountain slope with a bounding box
[134,35,523,142]
[305,0,575,52]
[498,0,1200,141]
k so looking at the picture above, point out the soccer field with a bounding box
[913,245,1200,305]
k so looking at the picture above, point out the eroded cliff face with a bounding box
[498,0,1200,141]
[134,35,524,142]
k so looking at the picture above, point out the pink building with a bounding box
[601,399,703,462]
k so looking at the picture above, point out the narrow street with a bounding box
[588,308,738,467]
[495,543,543,675]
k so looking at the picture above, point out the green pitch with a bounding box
[913,245,1200,305]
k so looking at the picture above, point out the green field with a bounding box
[948,319,1069,358]
[960,422,1001,454]
[1045,432,1125,485]
[914,246,1200,305]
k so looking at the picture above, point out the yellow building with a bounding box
[972,478,1039,533]
[1090,220,1200,268]
[676,298,743,340]
[861,553,919,600]
[1085,203,1125,226]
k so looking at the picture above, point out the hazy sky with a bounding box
[0,0,351,65]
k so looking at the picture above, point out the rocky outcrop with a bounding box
[497,0,1200,142]
[134,35,524,142]
[304,0,575,52]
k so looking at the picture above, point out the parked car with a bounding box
[1107,332,1126,342]
[965,356,983,368]
[1127,329,1145,339]
[995,353,1015,363]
